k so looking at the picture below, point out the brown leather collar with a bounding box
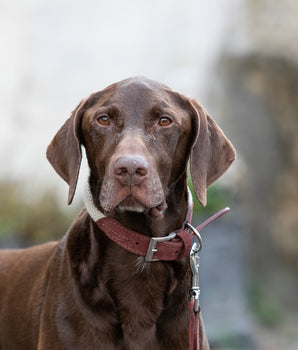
[96,217,193,261]
[96,192,194,262]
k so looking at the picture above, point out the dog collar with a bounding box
[97,217,193,261]
[83,184,195,261]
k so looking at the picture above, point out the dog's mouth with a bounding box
[117,195,146,213]
[99,171,166,218]
[106,195,167,219]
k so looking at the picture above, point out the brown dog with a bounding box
[0,77,235,349]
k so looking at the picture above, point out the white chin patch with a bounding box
[118,205,145,213]
[82,182,105,222]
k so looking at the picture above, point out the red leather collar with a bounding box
[96,189,195,262]
[96,217,193,261]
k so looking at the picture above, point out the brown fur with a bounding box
[0,77,235,349]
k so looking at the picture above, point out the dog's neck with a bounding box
[83,180,192,237]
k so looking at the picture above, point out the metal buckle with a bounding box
[145,232,176,262]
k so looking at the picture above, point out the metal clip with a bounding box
[187,223,202,313]
[190,244,200,312]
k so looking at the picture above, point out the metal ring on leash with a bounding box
[185,222,203,252]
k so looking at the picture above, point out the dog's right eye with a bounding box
[158,116,172,127]
[97,115,111,126]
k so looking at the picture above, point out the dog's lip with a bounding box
[150,202,167,218]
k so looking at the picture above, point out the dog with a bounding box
[0,77,235,349]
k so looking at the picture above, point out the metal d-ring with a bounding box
[185,222,203,252]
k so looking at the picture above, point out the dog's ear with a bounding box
[47,99,88,205]
[189,100,236,206]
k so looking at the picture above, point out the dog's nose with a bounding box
[114,156,148,185]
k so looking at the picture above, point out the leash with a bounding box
[186,207,230,350]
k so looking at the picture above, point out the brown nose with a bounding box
[114,156,148,185]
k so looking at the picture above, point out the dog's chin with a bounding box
[113,196,166,219]
[116,195,146,214]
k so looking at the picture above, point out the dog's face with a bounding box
[47,77,235,217]
[80,78,197,217]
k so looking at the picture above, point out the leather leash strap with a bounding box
[188,301,200,350]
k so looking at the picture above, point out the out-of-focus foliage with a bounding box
[0,181,78,245]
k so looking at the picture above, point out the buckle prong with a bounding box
[145,232,176,262]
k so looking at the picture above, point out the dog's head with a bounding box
[47,77,235,217]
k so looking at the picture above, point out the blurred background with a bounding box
[1,0,298,349]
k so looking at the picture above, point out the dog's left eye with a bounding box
[97,115,111,126]
[158,116,172,127]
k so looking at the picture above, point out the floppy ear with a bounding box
[46,99,87,205]
[189,100,236,206]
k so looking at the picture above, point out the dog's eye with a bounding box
[158,116,172,127]
[97,115,111,126]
